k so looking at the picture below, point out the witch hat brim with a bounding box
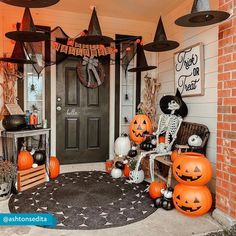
[1,0,60,8]
[144,17,179,52]
[175,0,230,27]
[0,41,36,64]
[5,8,49,42]
[128,46,157,72]
[75,8,113,45]
[175,10,230,27]
[160,89,188,118]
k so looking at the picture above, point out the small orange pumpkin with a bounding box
[173,183,212,217]
[123,164,130,178]
[149,181,166,199]
[173,152,212,186]
[129,114,152,144]
[49,156,60,179]
[18,150,34,170]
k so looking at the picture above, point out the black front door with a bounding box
[56,57,109,164]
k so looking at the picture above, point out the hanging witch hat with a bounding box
[75,8,113,45]
[160,89,188,118]
[128,46,157,72]
[144,17,179,52]
[175,0,230,27]
[1,0,60,8]
[5,7,49,42]
[0,41,36,64]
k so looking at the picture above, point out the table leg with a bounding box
[45,132,50,181]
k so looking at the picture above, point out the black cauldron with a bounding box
[2,115,26,131]
[33,150,46,165]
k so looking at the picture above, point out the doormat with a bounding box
[9,171,156,230]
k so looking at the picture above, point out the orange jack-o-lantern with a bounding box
[129,114,152,144]
[171,150,180,162]
[173,152,212,186]
[173,183,212,217]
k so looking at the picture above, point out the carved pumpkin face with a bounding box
[129,114,152,144]
[173,184,212,217]
[173,152,212,186]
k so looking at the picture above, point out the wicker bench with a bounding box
[174,121,210,154]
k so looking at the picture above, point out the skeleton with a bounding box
[128,99,183,184]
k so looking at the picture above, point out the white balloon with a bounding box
[111,168,122,179]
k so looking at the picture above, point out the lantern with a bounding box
[49,156,60,179]
[18,150,34,170]
[114,134,131,156]
[173,152,212,186]
[173,183,212,217]
[129,114,152,144]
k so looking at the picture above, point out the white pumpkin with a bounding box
[188,135,203,147]
[129,170,145,184]
[111,168,122,178]
[114,134,131,156]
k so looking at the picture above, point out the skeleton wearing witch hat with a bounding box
[129,89,188,184]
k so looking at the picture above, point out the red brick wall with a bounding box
[217,0,236,219]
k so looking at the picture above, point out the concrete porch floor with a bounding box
[0,163,224,236]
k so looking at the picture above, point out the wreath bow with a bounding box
[82,57,102,87]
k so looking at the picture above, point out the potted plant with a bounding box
[0,160,16,200]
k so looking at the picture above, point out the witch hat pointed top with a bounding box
[75,8,113,45]
[5,8,49,42]
[0,41,36,64]
[144,17,179,52]
[175,0,230,27]
[154,17,167,42]
[1,0,60,8]
[128,46,157,73]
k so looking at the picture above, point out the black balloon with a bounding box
[162,197,174,211]
[154,197,162,208]
[115,161,124,170]
[128,149,137,157]
[33,150,46,165]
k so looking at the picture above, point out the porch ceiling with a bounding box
[48,0,184,23]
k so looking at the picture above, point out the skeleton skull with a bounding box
[168,100,180,111]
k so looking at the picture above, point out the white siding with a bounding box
[157,0,218,192]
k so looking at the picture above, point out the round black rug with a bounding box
[9,171,156,230]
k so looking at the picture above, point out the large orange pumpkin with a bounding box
[173,183,212,217]
[149,181,166,199]
[129,114,152,144]
[18,150,34,170]
[49,156,60,179]
[173,152,212,186]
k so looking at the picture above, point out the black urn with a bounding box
[33,150,46,165]
[2,115,26,131]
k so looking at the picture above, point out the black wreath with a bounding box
[76,59,105,89]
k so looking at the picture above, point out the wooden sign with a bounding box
[174,43,204,97]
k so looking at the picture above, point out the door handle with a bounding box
[56,106,62,111]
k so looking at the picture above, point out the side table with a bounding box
[1,128,51,181]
